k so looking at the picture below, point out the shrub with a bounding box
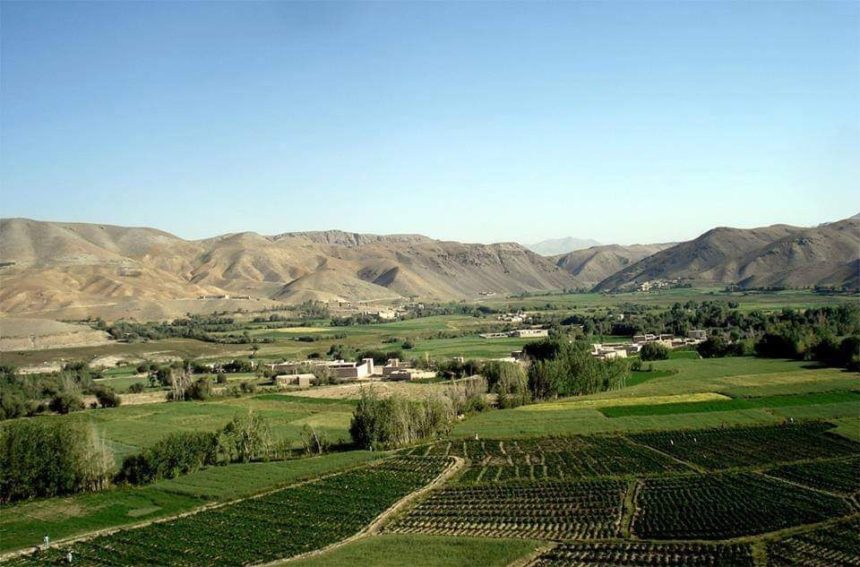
[185,377,212,401]
[127,382,145,394]
[49,391,84,414]
[93,386,122,408]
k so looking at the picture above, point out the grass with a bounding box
[600,391,860,418]
[36,395,357,462]
[292,534,541,567]
[452,358,839,439]
[626,369,675,387]
[0,451,384,554]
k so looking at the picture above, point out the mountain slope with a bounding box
[527,237,601,256]
[595,218,860,291]
[0,219,580,318]
[554,243,674,288]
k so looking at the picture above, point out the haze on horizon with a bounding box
[1,2,858,246]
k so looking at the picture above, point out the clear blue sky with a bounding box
[1,1,857,245]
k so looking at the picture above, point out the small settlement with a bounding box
[590,330,707,360]
[266,357,435,388]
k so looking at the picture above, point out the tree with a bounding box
[639,342,669,361]
[1,420,114,502]
[300,425,329,455]
[493,363,530,409]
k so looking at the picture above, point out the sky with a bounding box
[1,1,858,245]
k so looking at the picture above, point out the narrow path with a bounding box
[266,456,466,565]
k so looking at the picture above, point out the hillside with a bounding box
[526,236,601,256]
[0,219,579,319]
[554,243,673,288]
[595,217,860,291]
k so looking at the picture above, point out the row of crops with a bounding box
[765,456,860,496]
[766,517,860,567]
[388,470,853,541]
[414,436,690,483]
[528,542,755,566]
[387,479,627,540]
[632,472,852,539]
[2,456,452,567]
[409,423,860,488]
[630,422,859,470]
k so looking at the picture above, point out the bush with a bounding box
[49,391,84,414]
[94,386,122,408]
[239,381,257,394]
[216,373,228,385]
[128,382,145,394]
[639,342,670,361]
[185,377,212,401]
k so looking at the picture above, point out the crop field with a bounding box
[766,518,860,567]
[599,391,860,418]
[529,542,755,566]
[630,423,860,469]
[631,472,851,540]
[3,456,451,566]
[765,456,860,496]
[416,436,690,482]
[0,451,385,554]
[386,479,627,540]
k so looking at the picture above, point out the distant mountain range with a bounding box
[0,215,857,320]
[594,217,860,291]
[525,237,602,256]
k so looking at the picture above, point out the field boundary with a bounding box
[267,456,465,565]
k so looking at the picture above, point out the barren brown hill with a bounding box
[595,217,860,291]
[553,243,673,288]
[0,219,580,319]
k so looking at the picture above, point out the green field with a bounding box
[600,391,860,418]
[51,394,356,462]
[451,357,858,439]
[0,451,384,553]
[2,289,859,565]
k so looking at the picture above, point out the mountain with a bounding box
[526,237,601,256]
[553,243,674,288]
[595,217,860,291]
[0,219,580,319]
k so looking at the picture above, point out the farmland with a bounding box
[3,456,453,566]
[530,542,755,566]
[1,289,858,566]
